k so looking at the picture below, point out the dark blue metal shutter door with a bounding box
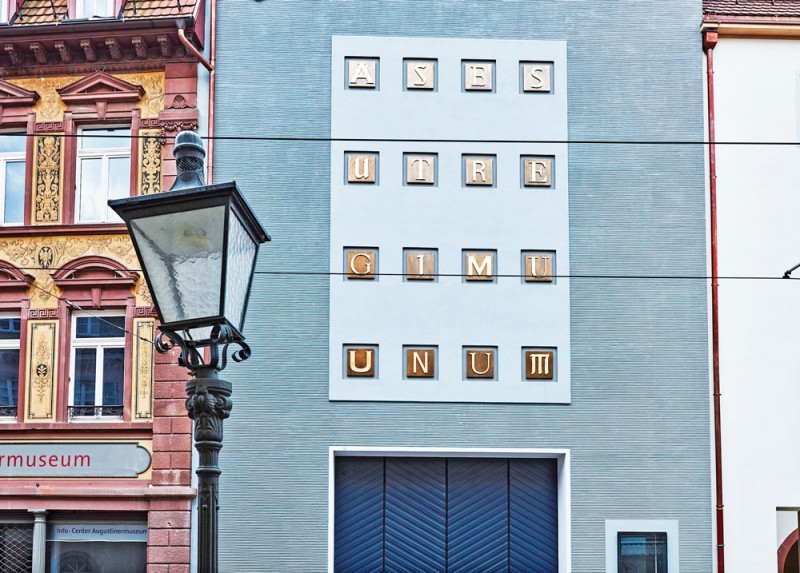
[384,458,447,573]
[509,459,559,573]
[334,457,384,573]
[447,458,509,573]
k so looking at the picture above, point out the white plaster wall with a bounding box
[714,38,800,573]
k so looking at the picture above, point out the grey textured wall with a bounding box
[213,2,710,571]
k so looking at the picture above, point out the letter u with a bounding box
[469,352,492,375]
[354,157,370,179]
[349,350,372,373]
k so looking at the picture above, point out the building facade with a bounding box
[212,1,713,572]
[702,2,800,572]
[0,1,210,571]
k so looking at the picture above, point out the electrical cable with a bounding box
[5,132,800,145]
[26,281,155,346]
[7,264,800,280]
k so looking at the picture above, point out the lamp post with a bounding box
[109,132,270,573]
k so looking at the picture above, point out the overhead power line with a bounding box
[26,281,155,346]
[4,132,800,146]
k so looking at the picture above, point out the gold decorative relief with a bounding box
[25,321,58,421]
[8,77,72,122]
[0,235,138,309]
[139,130,162,195]
[132,318,155,419]
[33,135,63,225]
[135,280,153,307]
[119,72,165,118]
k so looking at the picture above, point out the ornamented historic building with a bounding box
[0,1,210,571]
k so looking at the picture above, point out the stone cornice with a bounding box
[0,20,199,77]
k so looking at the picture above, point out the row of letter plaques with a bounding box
[346,153,553,187]
[344,249,555,282]
[346,58,553,93]
[344,347,556,381]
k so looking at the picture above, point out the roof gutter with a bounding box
[702,17,800,37]
[177,23,212,72]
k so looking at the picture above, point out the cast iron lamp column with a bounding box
[109,131,270,573]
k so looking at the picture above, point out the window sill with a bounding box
[0,223,127,237]
[0,421,153,432]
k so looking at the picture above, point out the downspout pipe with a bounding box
[206,0,217,184]
[704,27,725,573]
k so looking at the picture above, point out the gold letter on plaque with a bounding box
[347,154,377,183]
[406,348,435,378]
[347,250,376,279]
[347,348,376,377]
[466,349,495,379]
[465,252,494,281]
[525,350,554,380]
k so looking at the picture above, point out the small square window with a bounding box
[618,532,667,573]
[77,0,115,18]
[76,128,131,223]
[69,313,126,419]
[0,133,26,225]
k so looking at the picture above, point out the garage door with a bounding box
[334,457,558,573]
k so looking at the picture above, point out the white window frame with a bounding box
[76,0,115,19]
[68,311,126,420]
[0,0,9,24]
[75,127,131,223]
[0,313,21,420]
[328,446,571,573]
[0,133,25,226]
[605,519,679,573]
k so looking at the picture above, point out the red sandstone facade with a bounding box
[0,2,210,571]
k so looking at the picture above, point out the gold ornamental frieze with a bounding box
[0,234,151,308]
[32,134,63,224]
[132,318,155,419]
[8,72,165,122]
[25,320,58,421]
[117,72,165,119]
[139,129,163,195]
[8,77,70,122]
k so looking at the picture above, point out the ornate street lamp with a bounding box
[109,131,270,573]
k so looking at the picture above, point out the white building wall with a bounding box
[714,37,800,573]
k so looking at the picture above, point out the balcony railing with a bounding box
[0,405,17,417]
[68,405,123,418]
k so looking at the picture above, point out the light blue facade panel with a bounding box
[213,1,710,572]
[330,37,570,403]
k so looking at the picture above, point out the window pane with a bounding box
[107,156,131,220]
[0,349,19,407]
[78,158,103,221]
[0,318,21,340]
[618,532,667,573]
[46,541,146,573]
[76,316,125,339]
[102,347,124,406]
[80,128,130,150]
[3,160,23,225]
[73,348,97,406]
[0,133,25,154]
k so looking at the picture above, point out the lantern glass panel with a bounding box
[225,213,258,331]
[129,205,225,326]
